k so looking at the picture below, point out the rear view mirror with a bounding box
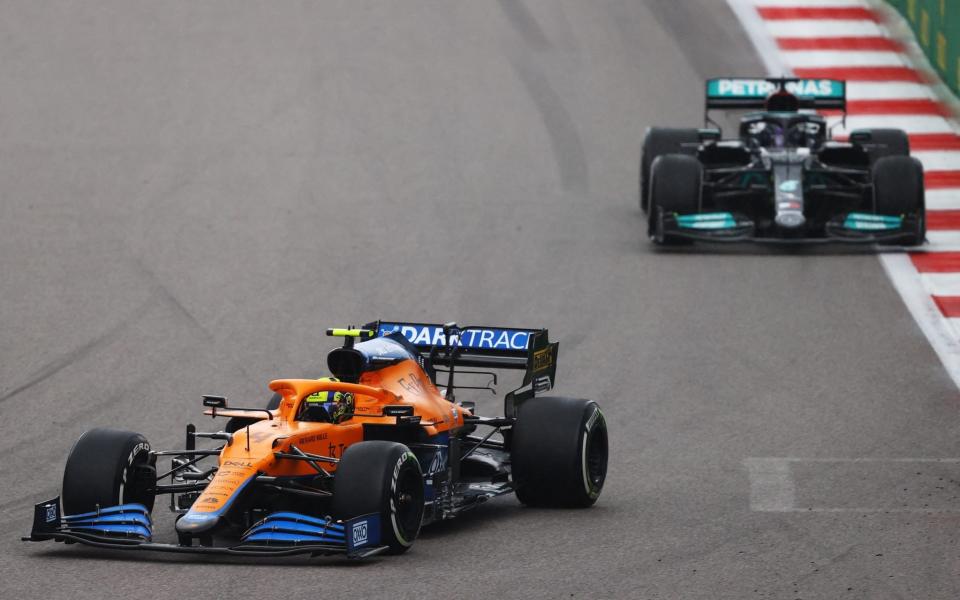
[849,130,871,145]
[698,129,721,143]
[202,395,227,409]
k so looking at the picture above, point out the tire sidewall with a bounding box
[385,449,423,549]
[62,428,154,515]
[873,155,925,245]
[641,128,701,214]
[579,405,608,501]
[333,441,424,553]
[649,154,702,243]
[512,397,609,508]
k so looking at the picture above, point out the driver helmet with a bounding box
[753,121,785,148]
[303,377,355,423]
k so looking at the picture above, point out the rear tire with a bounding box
[873,155,925,246]
[512,397,608,508]
[648,154,702,244]
[62,428,156,515]
[640,128,700,213]
[853,128,909,164]
[332,441,424,554]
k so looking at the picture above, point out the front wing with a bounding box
[655,210,923,245]
[22,497,388,560]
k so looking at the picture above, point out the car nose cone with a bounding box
[775,213,806,228]
[175,511,220,534]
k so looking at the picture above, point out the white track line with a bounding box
[913,152,960,171]
[782,50,907,68]
[727,0,789,75]
[744,458,796,512]
[926,190,960,210]
[753,0,869,6]
[764,21,884,38]
[881,256,960,388]
[846,81,936,100]
[745,456,960,513]
[925,231,960,247]
[920,273,960,296]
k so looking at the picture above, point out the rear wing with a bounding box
[367,321,558,416]
[705,77,846,111]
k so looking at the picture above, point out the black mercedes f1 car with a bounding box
[640,77,925,245]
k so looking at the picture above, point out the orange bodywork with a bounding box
[186,359,470,517]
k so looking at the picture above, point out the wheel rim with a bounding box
[585,426,608,492]
[393,467,423,542]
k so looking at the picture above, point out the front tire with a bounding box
[512,397,608,508]
[874,155,925,246]
[640,128,700,214]
[648,153,702,244]
[62,428,156,515]
[332,441,424,554]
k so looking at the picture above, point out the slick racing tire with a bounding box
[649,153,702,244]
[640,128,700,214]
[225,392,282,433]
[62,428,156,515]
[512,397,608,508]
[874,155,925,246]
[853,128,909,164]
[332,441,424,554]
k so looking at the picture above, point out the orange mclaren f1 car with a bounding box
[24,321,609,558]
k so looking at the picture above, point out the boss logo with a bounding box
[352,520,369,546]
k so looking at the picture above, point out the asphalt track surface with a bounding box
[2,1,959,599]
